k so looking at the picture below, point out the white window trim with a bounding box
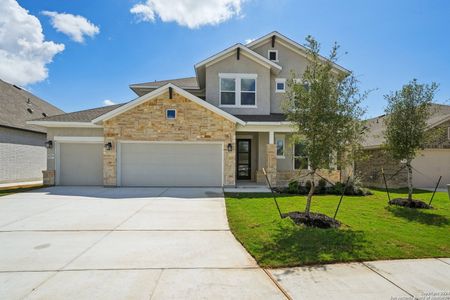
[293,144,311,170]
[275,78,286,93]
[276,134,285,159]
[219,73,257,108]
[268,50,279,62]
[166,109,176,119]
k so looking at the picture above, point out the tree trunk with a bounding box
[305,171,315,215]
[406,160,413,201]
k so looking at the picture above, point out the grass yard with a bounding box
[225,189,450,268]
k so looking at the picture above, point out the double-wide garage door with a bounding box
[120,143,223,187]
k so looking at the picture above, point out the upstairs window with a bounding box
[219,74,257,107]
[275,78,286,93]
[268,50,278,62]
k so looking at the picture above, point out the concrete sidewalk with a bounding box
[269,258,450,300]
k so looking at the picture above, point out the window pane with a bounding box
[276,139,284,156]
[241,78,255,91]
[276,82,285,91]
[221,92,235,105]
[221,78,235,91]
[294,157,309,170]
[166,109,176,119]
[294,143,306,156]
[269,51,277,60]
[241,92,255,105]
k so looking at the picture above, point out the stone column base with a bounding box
[42,170,55,186]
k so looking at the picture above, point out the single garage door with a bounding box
[412,149,450,188]
[120,143,222,186]
[58,143,103,185]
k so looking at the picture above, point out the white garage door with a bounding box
[58,143,103,185]
[119,143,222,187]
[412,149,450,188]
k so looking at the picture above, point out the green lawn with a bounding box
[225,189,450,268]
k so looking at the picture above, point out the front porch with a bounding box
[234,123,343,188]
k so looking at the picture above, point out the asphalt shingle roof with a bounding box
[130,77,199,89]
[0,79,64,133]
[363,103,450,148]
[32,103,125,122]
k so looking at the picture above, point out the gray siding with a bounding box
[46,127,104,170]
[0,127,46,183]
[205,53,271,115]
[252,42,309,113]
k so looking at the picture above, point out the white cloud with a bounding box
[0,0,64,86]
[130,0,244,29]
[103,99,116,106]
[245,38,255,44]
[42,11,100,43]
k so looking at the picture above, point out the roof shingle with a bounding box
[0,79,64,133]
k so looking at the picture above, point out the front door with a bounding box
[237,139,251,180]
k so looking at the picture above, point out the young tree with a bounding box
[283,36,366,216]
[384,79,438,201]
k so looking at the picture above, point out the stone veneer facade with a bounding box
[102,91,236,186]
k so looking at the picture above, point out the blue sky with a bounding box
[6,0,450,117]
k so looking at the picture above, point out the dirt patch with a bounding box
[282,211,341,228]
[389,198,432,209]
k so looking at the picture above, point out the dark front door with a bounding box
[237,139,251,180]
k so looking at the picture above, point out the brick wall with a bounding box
[0,127,46,183]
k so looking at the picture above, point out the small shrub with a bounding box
[288,180,299,194]
[317,179,327,194]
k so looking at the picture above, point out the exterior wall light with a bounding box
[45,140,53,149]
[104,142,112,151]
[227,143,233,152]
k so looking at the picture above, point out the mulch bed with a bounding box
[389,198,432,209]
[282,211,341,228]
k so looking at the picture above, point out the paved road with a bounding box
[0,187,284,299]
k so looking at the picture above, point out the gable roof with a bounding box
[194,43,282,89]
[92,83,244,125]
[129,77,199,91]
[0,79,64,133]
[247,31,350,74]
[363,103,450,148]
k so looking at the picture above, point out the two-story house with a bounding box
[29,32,348,187]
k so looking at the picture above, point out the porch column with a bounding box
[266,131,277,186]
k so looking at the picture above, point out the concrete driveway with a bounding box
[0,187,285,299]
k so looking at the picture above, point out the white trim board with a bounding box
[27,121,102,128]
[54,136,104,143]
[92,83,245,125]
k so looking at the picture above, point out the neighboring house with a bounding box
[356,103,450,188]
[0,79,64,184]
[28,31,348,187]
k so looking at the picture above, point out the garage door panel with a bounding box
[412,150,450,188]
[59,143,103,186]
[120,143,222,187]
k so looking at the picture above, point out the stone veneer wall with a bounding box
[102,91,236,186]
[355,149,407,188]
